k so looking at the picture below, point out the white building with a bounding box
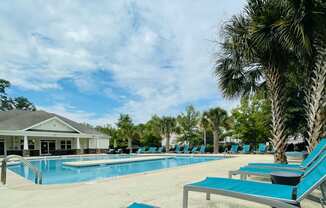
[0,110,109,157]
[161,133,178,147]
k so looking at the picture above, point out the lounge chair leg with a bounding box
[320,182,326,208]
[206,193,211,200]
[228,171,233,179]
[183,188,189,208]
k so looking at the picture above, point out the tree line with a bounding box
[96,105,232,154]
[96,102,275,154]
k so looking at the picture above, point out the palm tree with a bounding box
[203,107,229,153]
[159,116,177,152]
[215,0,290,162]
[199,115,210,145]
[274,0,326,151]
[116,114,134,153]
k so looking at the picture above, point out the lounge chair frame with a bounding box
[183,178,326,208]
[184,153,326,208]
[229,153,325,179]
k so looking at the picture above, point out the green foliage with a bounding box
[134,119,162,147]
[158,116,177,151]
[203,107,229,133]
[159,116,177,138]
[116,114,134,150]
[0,79,10,94]
[0,79,36,111]
[12,97,36,111]
[231,93,271,144]
[176,105,201,145]
[283,65,307,136]
[203,107,229,153]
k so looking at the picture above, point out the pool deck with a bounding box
[0,154,321,208]
[63,155,174,167]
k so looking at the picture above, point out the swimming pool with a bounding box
[8,155,222,184]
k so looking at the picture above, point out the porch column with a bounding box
[23,135,30,157]
[76,137,81,155]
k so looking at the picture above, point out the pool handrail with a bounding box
[1,155,43,185]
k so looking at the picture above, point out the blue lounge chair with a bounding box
[183,155,326,208]
[190,146,198,153]
[199,145,206,154]
[229,144,239,154]
[183,144,190,153]
[175,144,181,153]
[249,138,326,170]
[137,147,145,154]
[151,147,158,153]
[255,143,267,154]
[128,202,158,208]
[229,151,325,179]
[157,147,163,153]
[145,147,155,153]
[241,144,250,154]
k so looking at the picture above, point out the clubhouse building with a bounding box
[0,110,109,157]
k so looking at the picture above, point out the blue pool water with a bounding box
[8,155,222,184]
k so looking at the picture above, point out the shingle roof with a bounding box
[0,110,103,136]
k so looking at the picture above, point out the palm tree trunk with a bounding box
[306,42,326,151]
[266,67,287,163]
[165,134,170,152]
[128,138,132,154]
[203,129,207,145]
[113,139,117,148]
[213,130,219,153]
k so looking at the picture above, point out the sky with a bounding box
[0,0,246,126]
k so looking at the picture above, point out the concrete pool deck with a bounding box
[0,154,321,208]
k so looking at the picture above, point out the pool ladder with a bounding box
[1,155,43,185]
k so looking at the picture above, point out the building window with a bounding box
[60,140,72,150]
[67,140,72,149]
[20,140,35,150]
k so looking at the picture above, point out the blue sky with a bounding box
[0,0,245,125]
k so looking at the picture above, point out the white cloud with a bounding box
[0,0,245,124]
[39,103,122,127]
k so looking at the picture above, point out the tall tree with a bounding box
[276,0,326,151]
[231,94,272,144]
[134,120,162,147]
[199,115,210,145]
[159,116,177,152]
[0,79,36,111]
[116,114,134,153]
[215,0,291,162]
[203,107,229,153]
[13,97,36,111]
[176,105,201,145]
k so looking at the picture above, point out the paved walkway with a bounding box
[0,154,320,208]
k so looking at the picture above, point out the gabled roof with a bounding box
[0,110,103,136]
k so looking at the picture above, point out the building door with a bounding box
[41,141,56,155]
[0,141,4,155]
[49,141,56,155]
